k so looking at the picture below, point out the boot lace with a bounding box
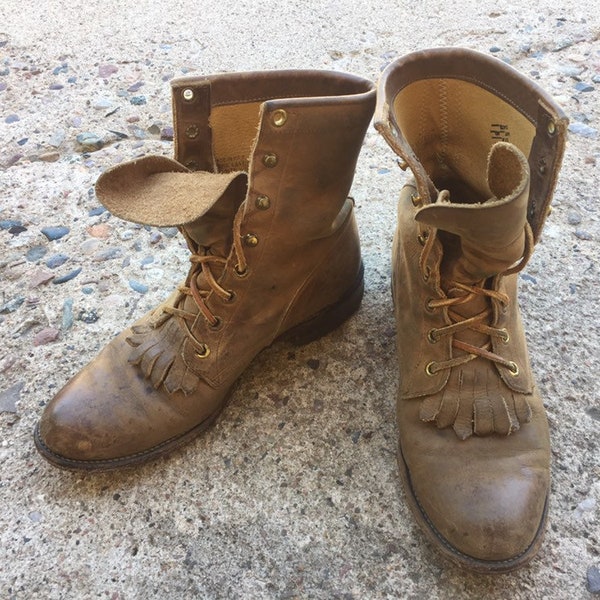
[160,203,248,355]
[422,222,534,376]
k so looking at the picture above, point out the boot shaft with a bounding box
[375,47,567,242]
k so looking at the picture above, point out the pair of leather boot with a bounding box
[34,48,567,573]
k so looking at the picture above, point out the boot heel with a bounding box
[279,262,364,346]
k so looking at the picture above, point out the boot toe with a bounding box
[401,432,549,571]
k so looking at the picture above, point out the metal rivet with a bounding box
[272,109,288,127]
[255,195,271,210]
[263,153,278,168]
[185,125,199,139]
[182,88,194,101]
[243,233,259,247]
[547,120,556,135]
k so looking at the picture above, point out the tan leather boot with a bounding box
[375,48,567,573]
[35,70,375,471]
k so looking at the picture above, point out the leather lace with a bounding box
[161,203,248,349]
[422,222,534,375]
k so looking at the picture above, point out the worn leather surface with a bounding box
[36,70,376,469]
[376,48,567,572]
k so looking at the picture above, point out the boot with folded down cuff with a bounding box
[375,47,567,573]
[34,70,376,471]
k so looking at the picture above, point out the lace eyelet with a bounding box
[499,328,510,343]
[209,317,222,330]
[195,344,210,359]
[224,291,236,303]
[417,231,429,246]
[422,266,431,282]
[425,361,437,376]
[427,329,438,344]
[234,264,248,278]
[425,298,435,313]
[508,361,519,376]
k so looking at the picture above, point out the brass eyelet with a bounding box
[423,266,431,282]
[417,231,429,246]
[272,109,287,127]
[427,329,438,344]
[425,362,437,376]
[195,344,210,359]
[411,193,422,207]
[209,317,222,330]
[224,291,236,303]
[425,298,435,313]
[499,328,510,343]
[508,361,519,376]
[234,264,248,278]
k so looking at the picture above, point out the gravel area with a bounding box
[1,1,599,598]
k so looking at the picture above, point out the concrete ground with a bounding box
[1,1,598,598]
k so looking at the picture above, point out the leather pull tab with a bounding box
[95,155,246,227]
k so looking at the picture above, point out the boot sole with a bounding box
[33,263,365,472]
[395,437,549,574]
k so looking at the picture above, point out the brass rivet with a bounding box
[547,121,556,135]
[185,125,199,139]
[508,361,519,376]
[263,153,278,168]
[255,195,271,210]
[411,193,422,206]
[182,88,194,101]
[243,233,259,247]
[272,109,288,127]
[195,344,210,359]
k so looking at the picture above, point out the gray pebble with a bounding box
[62,298,74,330]
[49,83,63,90]
[78,308,100,324]
[52,268,82,284]
[93,247,123,262]
[140,256,155,267]
[41,226,69,241]
[147,123,161,135]
[149,232,162,244]
[128,81,144,92]
[158,227,178,238]
[568,122,598,138]
[553,38,574,51]
[93,97,113,110]
[119,230,135,241]
[26,245,48,262]
[567,212,582,226]
[76,132,104,151]
[0,82,7,92]
[130,95,147,106]
[129,280,149,294]
[81,238,102,254]
[88,206,106,217]
[0,296,25,314]
[489,46,501,53]
[161,126,174,141]
[588,565,600,594]
[82,287,94,295]
[520,273,537,284]
[5,114,20,124]
[574,229,592,241]
[593,74,600,84]
[48,129,66,148]
[575,82,594,92]
[0,219,22,230]
[0,382,23,414]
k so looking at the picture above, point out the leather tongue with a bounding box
[416,142,530,286]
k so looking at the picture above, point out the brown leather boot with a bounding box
[35,70,375,471]
[375,48,567,573]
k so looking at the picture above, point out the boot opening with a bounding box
[392,78,536,204]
